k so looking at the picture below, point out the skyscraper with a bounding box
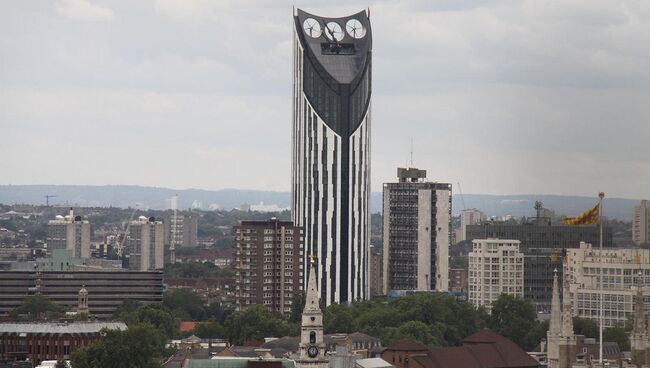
[382,168,452,293]
[291,9,372,304]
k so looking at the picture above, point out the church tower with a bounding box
[296,256,328,368]
[547,269,562,368]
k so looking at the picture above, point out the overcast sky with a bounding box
[1,0,649,199]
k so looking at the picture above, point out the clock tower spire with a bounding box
[296,255,328,368]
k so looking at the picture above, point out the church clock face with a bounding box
[307,345,319,358]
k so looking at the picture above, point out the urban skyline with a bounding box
[2,1,649,200]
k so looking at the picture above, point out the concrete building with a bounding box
[466,222,613,312]
[164,211,199,248]
[633,200,650,245]
[291,9,372,304]
[468,239,523,312]
[449,269,467,296]
[566,242,650,327]
[128,216,164,271]
[0,270,163,319]
[459,209,485,242]
[368,246,383,298]
[383,168,451,294]
[233,219,304,315]
[46,209,90,259]
[0,322,126,365]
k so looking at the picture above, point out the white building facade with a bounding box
[566,242,650,327]
[128,216,164,271]
[468,238,524,312]
[459,209,485,242]
[46,209,91,259]
[633,200,650,246]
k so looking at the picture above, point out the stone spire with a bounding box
[304,255,321,313]
[561,264,574,338]
[549,268,561,337]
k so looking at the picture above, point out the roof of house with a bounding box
[0,322,127,334]
[384,338,428,352]
[183,358,295,368]
[180,321,198,333]
[411,329,539,368]
[355,357,393,368]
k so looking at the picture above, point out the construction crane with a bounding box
[44,194,58,206]
[116,205,139,257]
[457,182,467,211]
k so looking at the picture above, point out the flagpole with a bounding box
[598,191,605,366]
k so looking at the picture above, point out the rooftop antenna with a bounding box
[409,138,414,168]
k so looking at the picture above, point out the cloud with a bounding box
[55,0,113,22]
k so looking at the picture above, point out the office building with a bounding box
[468,239,523,312]
[291,9,372,304]
[233,219,304,315]
[0,321,127,365]
[46,208,90,259]
[466,222,613,311]
[383,167,451,293]
[164,211,199,248]
[459,209,485,242]
[566,242,650,327]
[128,216,164,271]
[0,270,163,319]
[633,200,650,245]
[368,245,383,297]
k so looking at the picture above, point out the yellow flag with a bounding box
[563,203,599,225]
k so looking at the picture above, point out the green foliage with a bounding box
[164,288,206,320]
[383,321,443,347]
[11,295,65,320]
[604,326,629,351]
[71,324,167,368]
[164,261,233,279]
[289,291,306,323]
[55,360,68,368]
[324,304,354,334]
[113,303,176,339]
[573,317,598,338]
[224,305,292,345]
[206,301,234,324]
[195,320,224,339]
[488,294,539,351]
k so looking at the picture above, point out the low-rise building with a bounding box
[468,239,523,312]
[0,321,126,365]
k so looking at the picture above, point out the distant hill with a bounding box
[0,185,640,220]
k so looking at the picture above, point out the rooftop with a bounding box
[0,321,127,334]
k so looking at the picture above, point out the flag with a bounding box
[563,203,599,225]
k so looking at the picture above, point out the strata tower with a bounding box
[292,9,372,304]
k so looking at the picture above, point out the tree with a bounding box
[604,326,629,351]
[195,320,224,347]
[489,294,538,350]
[113,304,176,339]
[206,301,233,324]
[224,305,288,345]
[163,288,206,321]
[324,304,354,334]
[55,360,68,368]
[11,295,65,320]
[289,291,306,323]
[573,317,598,339]
[71,324,167,368]
[382,321,442,347]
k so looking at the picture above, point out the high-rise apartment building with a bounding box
[566,242,650,327]
[468,239,523,312]
[164,211,199,248]
[368,245,383,297]
[633,200,650,245]
[291,9,372,304]
[466,222,613,311]
[459,209,485,242]
[128,216,164,271]
[233,219,304,315]
[382,168,451,293]
[47,209,91,259]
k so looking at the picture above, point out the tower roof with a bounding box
[304,256,320,313]
[548,269,561,337]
